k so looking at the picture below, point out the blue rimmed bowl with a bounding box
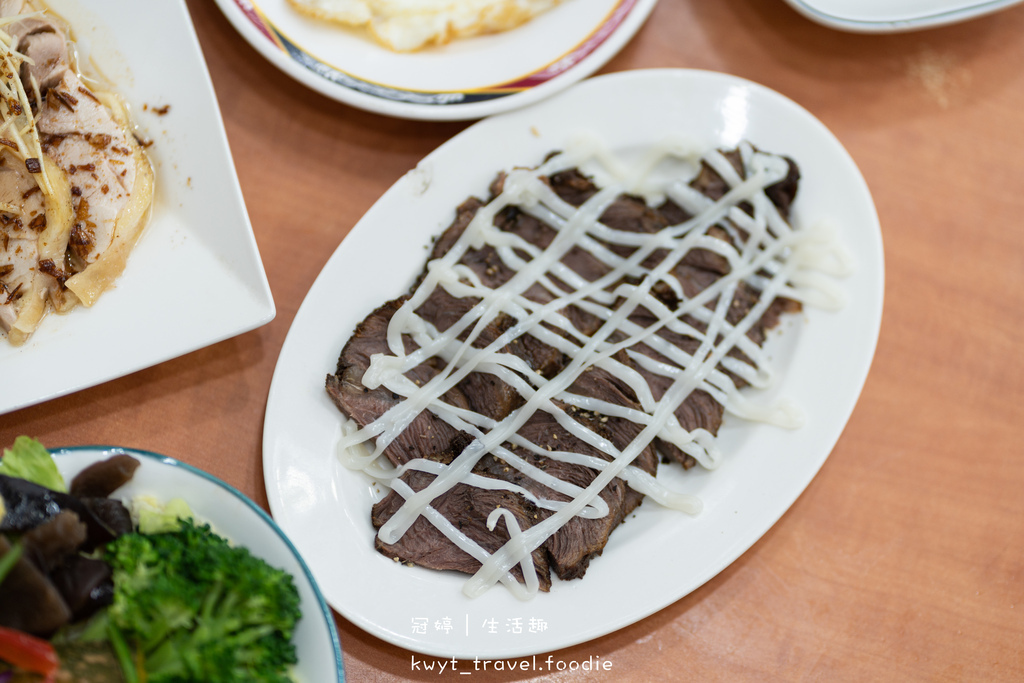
[50,445,345,683]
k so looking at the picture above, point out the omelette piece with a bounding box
[287,0,563,52]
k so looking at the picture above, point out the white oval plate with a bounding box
[50,446,345,683]
[262,69,884,659]
[1,0,275,416]
[212,0,658,121]
[784,0,1023,32]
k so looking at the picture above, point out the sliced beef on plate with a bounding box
[327,297,470,466]
[623,344,721,468]
[413,287,536,421]
[513,363,658,580]
[372,468,553,591]
[690,148,800,220]
[366,354,658,583]
[330,148,806,589]
[467,360,657,581]
[545,168,598,207]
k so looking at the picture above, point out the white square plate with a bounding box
[1,0,275,416]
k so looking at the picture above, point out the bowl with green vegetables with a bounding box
[0,437,344,683]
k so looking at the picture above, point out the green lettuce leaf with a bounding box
[0,435,67,492]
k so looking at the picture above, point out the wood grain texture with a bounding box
[3,0,1023,680]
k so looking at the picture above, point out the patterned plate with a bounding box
[213,0,658,120]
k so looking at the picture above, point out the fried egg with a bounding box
[286,0,564,52]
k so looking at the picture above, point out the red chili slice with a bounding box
[0,625,59,676]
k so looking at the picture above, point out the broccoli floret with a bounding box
[103,520,301,683]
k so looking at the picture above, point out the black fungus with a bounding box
[49,555,114,621]
[0,534,72,636]
[0,474,116,551]
[21,510,87,573]
[70,454,140,498]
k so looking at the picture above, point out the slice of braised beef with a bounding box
[372,468,553,591]
[327,297,471,467]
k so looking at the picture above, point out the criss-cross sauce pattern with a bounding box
[336,140,846,599]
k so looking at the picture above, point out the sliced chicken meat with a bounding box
[0,1,153,343]
[13,16,152,309]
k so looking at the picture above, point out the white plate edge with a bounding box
[211,0,658,121]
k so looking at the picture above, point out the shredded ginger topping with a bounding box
[0,10,51,194]
[336,138,851,600]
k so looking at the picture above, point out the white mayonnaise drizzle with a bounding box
[335,140,850,600]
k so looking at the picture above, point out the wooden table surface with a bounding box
[4,0,1024,680]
